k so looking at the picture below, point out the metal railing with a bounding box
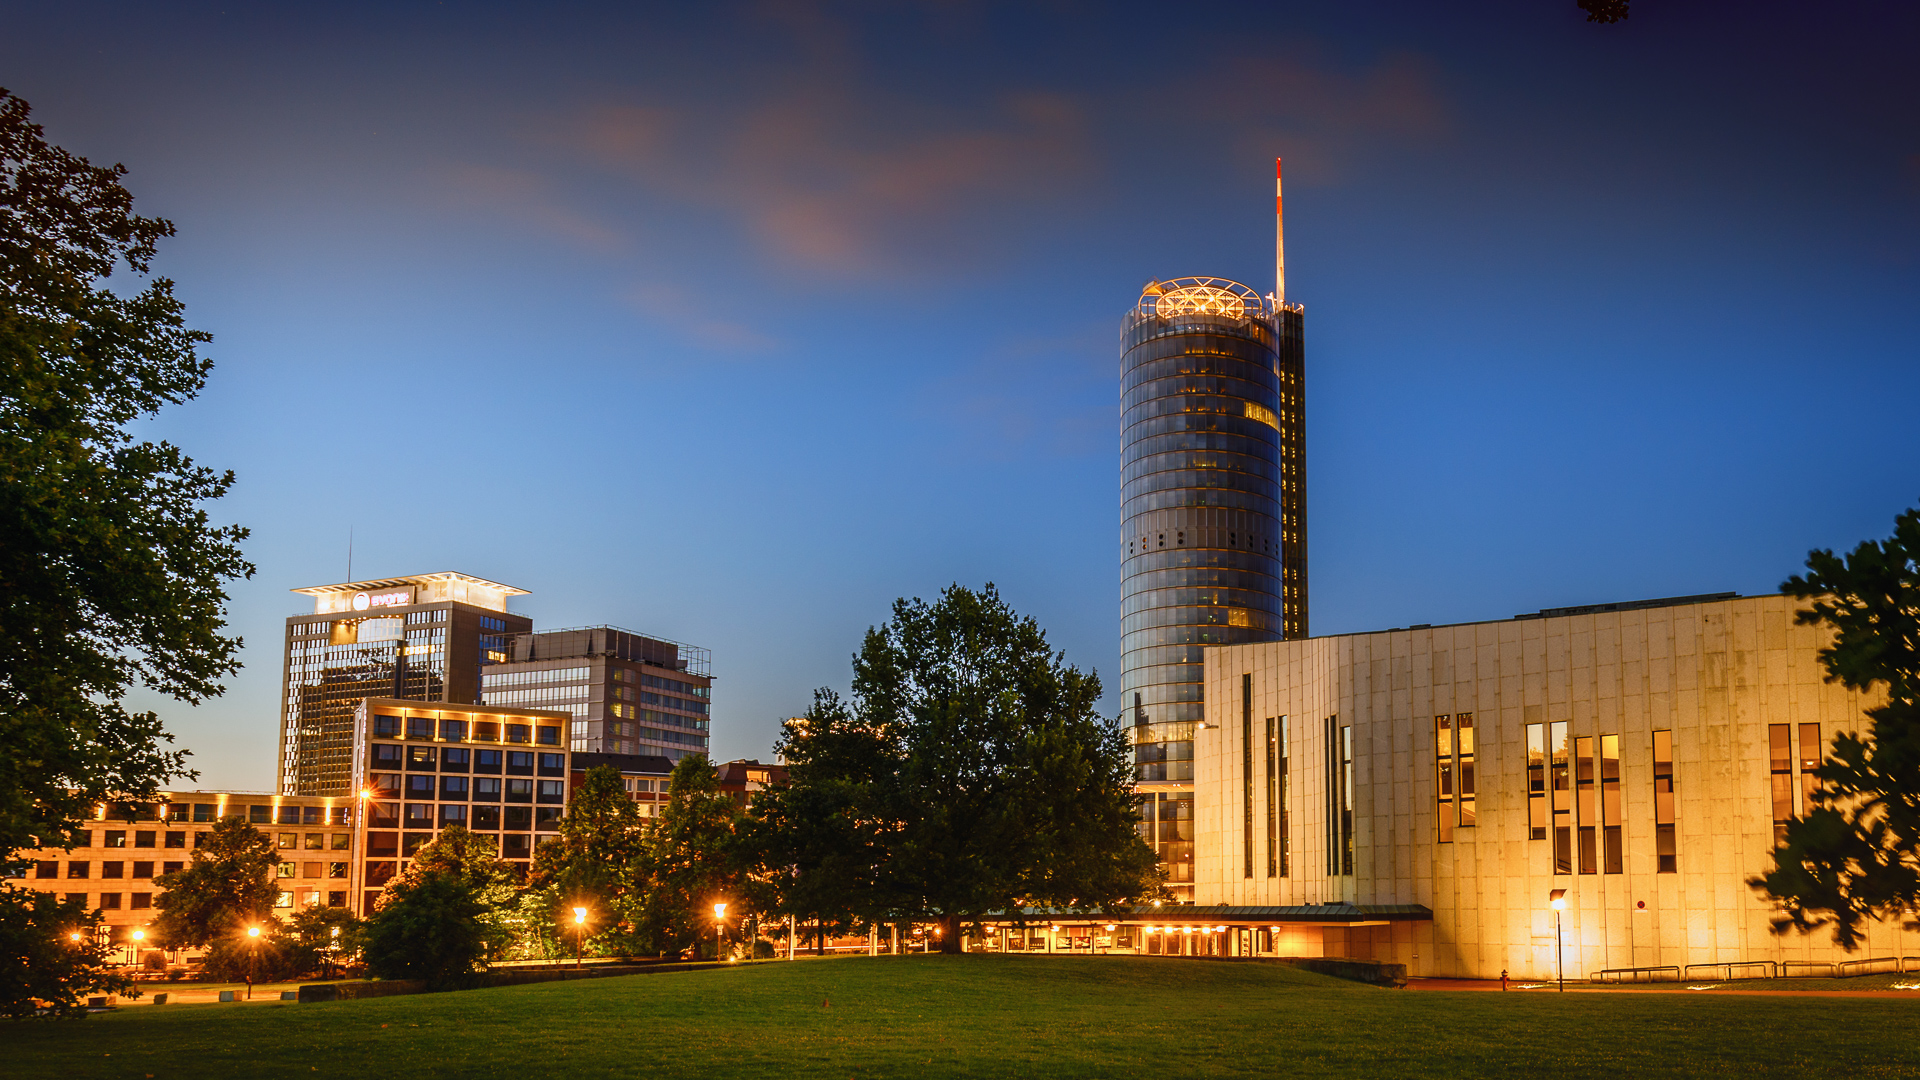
[1682,961,1776,981]
[1779,960,1836,978]
[1590,965,1681,984]
[1838,956,1901,977]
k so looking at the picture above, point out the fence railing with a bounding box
[1838,956,1901,977]
[1682,960,1777,981]
[1779,960,1836,978]
[1589,965,1681,984]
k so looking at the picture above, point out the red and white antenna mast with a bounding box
[1274,157,1286,308]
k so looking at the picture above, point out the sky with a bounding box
[5,1,1917,791]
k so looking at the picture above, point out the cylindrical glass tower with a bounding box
[1121,276,1304,901]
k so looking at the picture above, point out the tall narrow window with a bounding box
[1653,729,1676,873]
[1551,721,1572,874]
[1798,723,1821,816]
[1340,725,1354,876]
[1600,734,1622,874]
[1768,724,1792,846]
[1325,717,1338,877]
[1276,716,1289,877]
[1243,674,1254,880]
[1457,712,1476,829]
[1265,716,1278,878]
[1576,736,1597,874]
[1526,723,1547,840]
[1435,715,1455,843]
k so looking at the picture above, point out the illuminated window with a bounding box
[1435,715,1454,843]
[1798,723,1821,815]
[1551,722,1571,874]
[1653,729,1676,873]
[1526,723,1547,840]
[1601,734,1622,874]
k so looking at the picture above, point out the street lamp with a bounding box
[572,906,588,970]
[246,925,261,999]
[129,928,145,968]
[713,903,728,963]
[1549,889,1567,993]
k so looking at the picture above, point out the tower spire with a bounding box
[1275,157,1286,307]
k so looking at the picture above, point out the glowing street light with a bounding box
[1549,889,1568,993]
[572,906,588,970]
[245,925,261,999]
[713,902,728,963]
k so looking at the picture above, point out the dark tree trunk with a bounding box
[939,913,962,954]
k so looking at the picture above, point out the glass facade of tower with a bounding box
[1120,277,1305,901]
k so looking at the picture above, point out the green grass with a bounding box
[11,955,1920,1079]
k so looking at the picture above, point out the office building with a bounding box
[482,625,712,762]
[280,573,532,797]
[1121,161,1306,900]
[351,698,575,909]
[1162,591,1916,977]
[14,790,360,959]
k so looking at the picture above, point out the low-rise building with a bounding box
[12,790,359,956]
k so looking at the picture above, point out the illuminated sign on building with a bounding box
[353,588,414,611]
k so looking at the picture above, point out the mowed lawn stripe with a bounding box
[7,955,1916,1079]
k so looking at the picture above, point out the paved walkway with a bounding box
[1408,977,1920,999]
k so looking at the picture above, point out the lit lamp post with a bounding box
[572,906,588,970]
[129,928,145,968]
[1549,889,1567,993]
[246,925,261,999]
[713,903,727,963]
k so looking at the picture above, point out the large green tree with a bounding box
[633,755,754,959]
[526,764,649,954]
[0,887,134,1018]
[361,826,514,987]
[778,584,1162,953]
[1755,505,1920,948]
[149,817,281,951]
[0,87,252,869]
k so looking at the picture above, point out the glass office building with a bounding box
[1121,277,1305,901]
[481,625,713,762]
[280,574,532,797]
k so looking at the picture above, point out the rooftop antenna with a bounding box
[1274,157,1286,308]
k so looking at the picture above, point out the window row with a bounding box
[481,666,591,689]
[370,744,563,776]
[372,714,562,746]
[38,861,184,879]
[366,775,565,803]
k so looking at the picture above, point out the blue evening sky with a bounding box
[5,1,1916,789]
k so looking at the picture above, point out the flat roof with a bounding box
[292,571,529,597]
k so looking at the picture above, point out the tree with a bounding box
[1578,0,1629,23]
[753,689,895,948]
[778,584,1162,954]
[528,764,647,953]
[632,755,752,959]
[0,887,134,1019]
[149,817,280,951]
[1754,505,1920,948]
[0,87,253,871]
[361,826,513,987]
[282,906,361,978]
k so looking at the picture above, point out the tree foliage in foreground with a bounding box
[149,817,280,951]
[0,887,133,1019]
[362,826,514,988]
[525,764,648,955]
[1755,505,1920,948]
[0,87,252,870]
[764,583,1162,953]
[632,755,758,959]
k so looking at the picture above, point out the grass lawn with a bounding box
[11,955,1920,1079]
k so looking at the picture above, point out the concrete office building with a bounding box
[281,573,533,796]
[1171,591,1918,979]
[352,698,574,910]
[1121,161,1306,901]
[482,625,713,761]
[15,791,360,959]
